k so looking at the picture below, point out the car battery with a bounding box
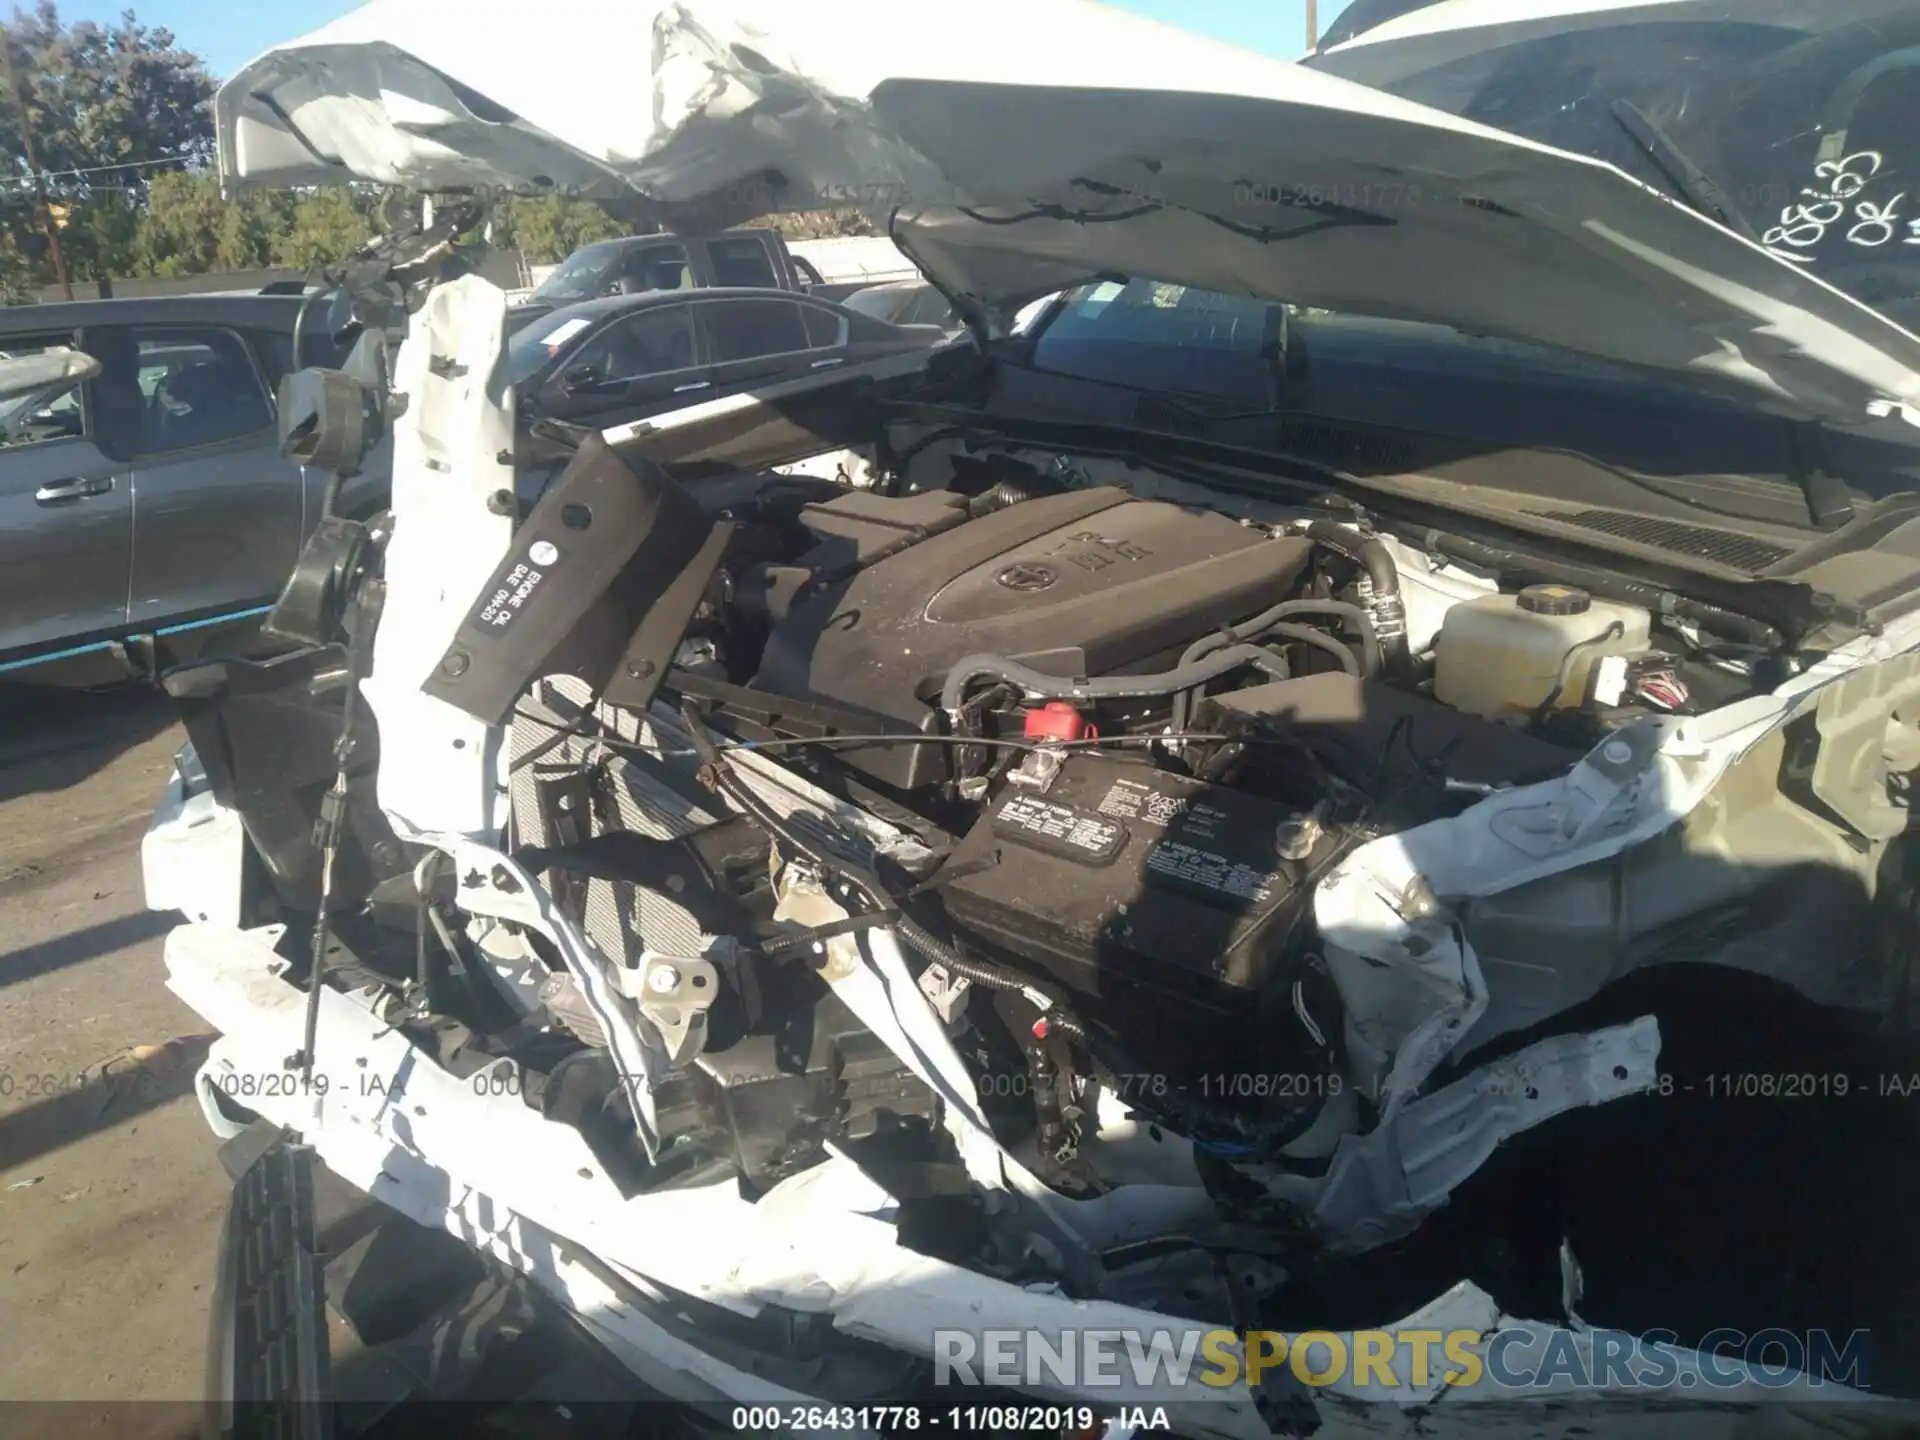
[936,751,1329,1008]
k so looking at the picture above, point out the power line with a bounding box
[1,154,195,188]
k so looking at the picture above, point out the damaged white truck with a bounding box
[146,2,1920,1436]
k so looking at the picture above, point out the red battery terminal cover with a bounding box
[1023,702,1095,743]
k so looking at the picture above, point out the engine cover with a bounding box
[753,487,1315,785]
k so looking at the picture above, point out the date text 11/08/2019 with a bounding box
[188,1067,1920,1108]
[971,1068,1920,1103]
[730,1405,1168,1432]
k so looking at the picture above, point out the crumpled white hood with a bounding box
[0,346,98,397]
[216,0,1920,429]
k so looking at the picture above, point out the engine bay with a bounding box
[157,386,1920,1404]
[140,9,1920,1421]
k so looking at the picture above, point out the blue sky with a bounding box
[59,0,1351,82]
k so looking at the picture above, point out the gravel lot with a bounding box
[0,684,227,1436]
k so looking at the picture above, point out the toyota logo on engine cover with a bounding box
[996,563,1058,592]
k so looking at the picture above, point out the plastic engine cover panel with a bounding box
[753,487,1315,782]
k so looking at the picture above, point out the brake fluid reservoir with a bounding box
[1433,584,1651,720]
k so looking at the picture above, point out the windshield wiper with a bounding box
[1132,391,1277,428]
[1610,100,1760,242]
[1789,420,1856,531]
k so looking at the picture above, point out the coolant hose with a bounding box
[1532,620,1625,718]
[1170,618,1364,732]
[941,644,1292,718]
[1179,599,1379,676]
[968,475,1059,516]
[1305,520,1410,677]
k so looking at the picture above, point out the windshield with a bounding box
[1029,280,1285,409]
[507,308,598,383]
[1312,3,1920,328]
[1020,276,1820,486]
[531,241,625,303]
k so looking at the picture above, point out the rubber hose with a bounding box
[1305,520,1410,676]
[968,477,1055,517]
[1532,620,1625,717]
[1180,599,1380,676]
[1171,622,1361,732]
[941,643,1292,717]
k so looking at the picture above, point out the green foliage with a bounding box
[0,3,216,280]
[493,193,625,265]
[0,3,213,171]
[271,187,376,271]
[126,169,252,274]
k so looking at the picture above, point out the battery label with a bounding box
[993,794,1128,866]
[1097,777,1190,827]
[1145,840,1279,905]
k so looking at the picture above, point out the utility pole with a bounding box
[0,25,72,300]
[1306,0,1320,51]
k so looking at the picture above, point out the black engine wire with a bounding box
[508,705,1255,770]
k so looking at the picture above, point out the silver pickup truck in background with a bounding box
[0,292,389,688]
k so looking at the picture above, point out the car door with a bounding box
[0,332,132,660]
[695,296,835,400]
[89,323,302,631]
[536,302,712,424]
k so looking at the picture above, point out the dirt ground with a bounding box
[0,683,229,1431]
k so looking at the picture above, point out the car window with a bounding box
[532,240,626,303]
[0,337,87,448]
[707,236,779,288]
[508,308,598,383]
[106,327,272,455]
[699,298,811,363]
[1031,279,1286,408]
[254,327,355,389]
[570,306,700,381]
[800,304,844,349]
[615,243,691,294]
[904,288,956,328]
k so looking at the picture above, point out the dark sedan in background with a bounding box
[507,285,948,427]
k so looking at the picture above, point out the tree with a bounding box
[0,4,215,280]
[270,187,377,271]
[124,169,228,274]
[494,193,625,264]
